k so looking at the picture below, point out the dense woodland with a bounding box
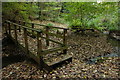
[1,2,120,79]
[2,2,119,31]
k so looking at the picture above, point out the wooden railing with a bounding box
[3,20,69,70]
[17,20,68,53]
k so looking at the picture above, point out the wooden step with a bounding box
[45,54,72,68]
[42,46,67,55]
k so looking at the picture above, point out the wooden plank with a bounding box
[42,60,53,72]
[6,30,51,71]
[6,22,9,34]
[46,26,49,46]
[25,31,64,45]
[23,22,26,26]
[8,23,11,35]
[5,20,72,72]
[42,46,68,55]
[29,52,40,63]
[14,25,17,42]
[27,29,63,39]
[6,21,42,33]
[37,32,43,69]
[5,22,8,34]
[23,28,29,54]
[47,54,72,67]
[63,29,67,54]
[16,20,69,30]
[37,32,42,56]
[32,23,34,33]
[18,21,21,32]
[6,20,68,34]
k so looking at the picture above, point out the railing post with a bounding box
[23,28,28,54]
[63,29,67,54]
[37,31,43,69]
[5,22,8,34]
[46,26,49,46]
[32,23,34,33]
[14,25,17,42]
[18,21,21,32]
[8,22,11,35]
[57,29,59,34]
[23,22,26,26]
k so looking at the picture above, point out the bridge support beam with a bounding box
[63,29,67,54]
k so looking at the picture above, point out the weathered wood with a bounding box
[42,60,53,72]
[8,22,11,35]
[18,21,21,32]
[27,29,63,38]
[37,32,44,69]
[18,20,69,30]
[37,32,42,56]
[32,23,34,33]
[14,25,17,42]
[23,28,29,54]
[47,54,72,67]
[6,21,42,33]
[46,26,49,46]
[5,20,72,72]
[42,46,67,55]
[5,22,9,34]
[23,22,26,26]
[25,30,64,45]
[63,29,67,54]
[5,22,8,34]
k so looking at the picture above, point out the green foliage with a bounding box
[62,2,118,31]
[47,23,53,26]
[2,2,38,22]
[108,26,118,31]
[2,2,119,32]
[69,19,82,28]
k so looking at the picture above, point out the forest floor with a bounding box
[1,20,119,79]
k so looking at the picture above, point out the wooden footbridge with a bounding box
[3,20,72,72]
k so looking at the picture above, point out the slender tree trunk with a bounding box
[38,2,44,21]
[38,2,41,20]
[57,3,62,18]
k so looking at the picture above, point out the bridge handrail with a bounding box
[6,20,42,33]
[18,20,69,30]
[5,20,67,47]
